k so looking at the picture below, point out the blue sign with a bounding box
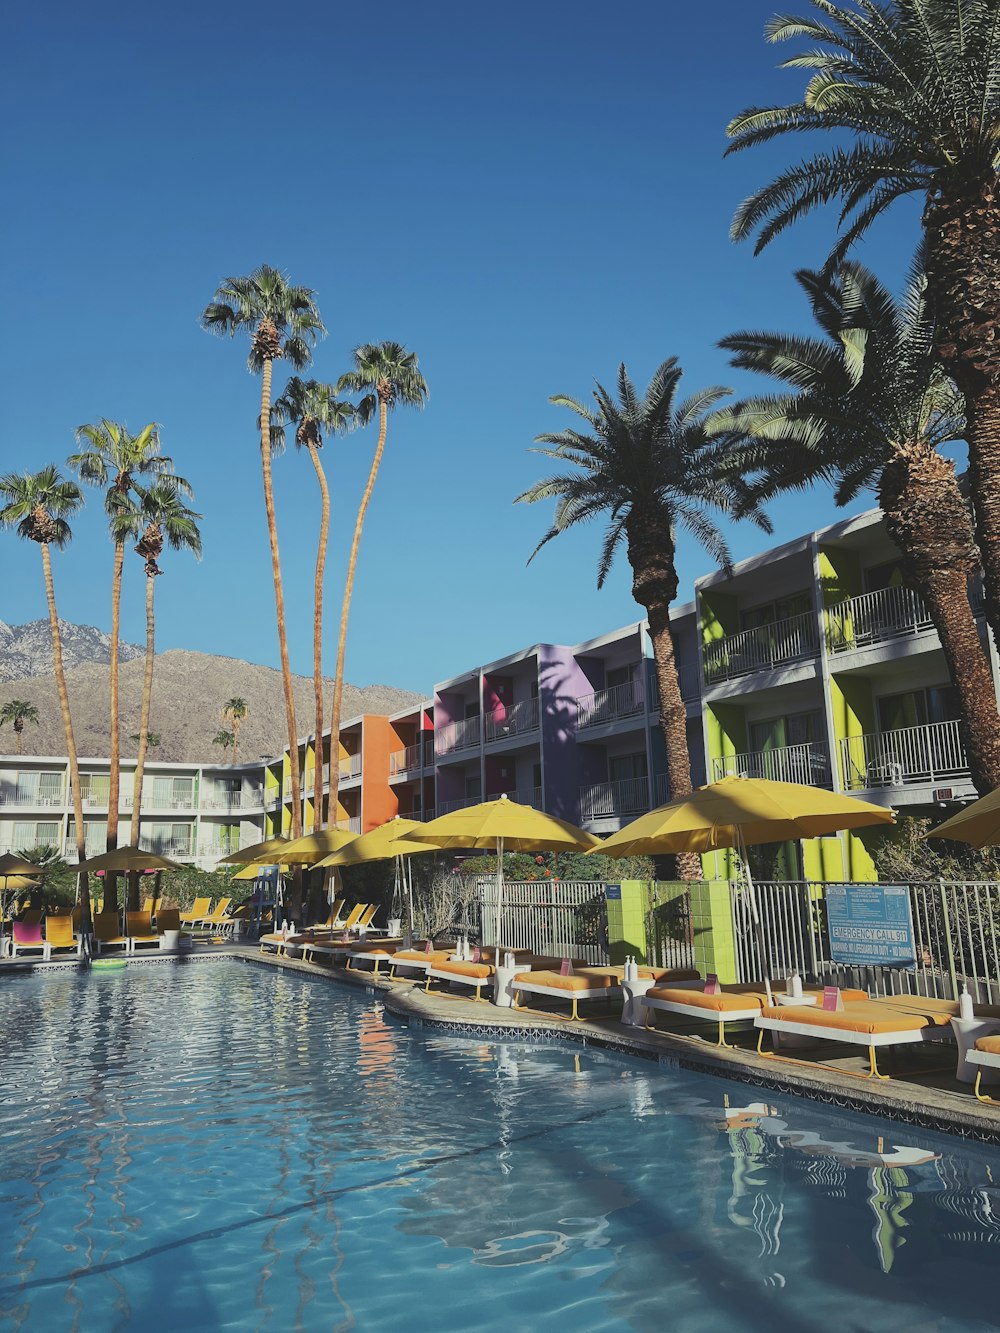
[825,884,917,968]
[605,884,622,901]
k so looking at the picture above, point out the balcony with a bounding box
[486,786,542,810]
[200,790,264,811]
[579,777,649,822]
[711,741,832,787]
[648,663,700,711]
[484,697,540,743]
[576,679,644,731]
[439,795,480,814]
[827,586,934,653]
[0,790,65,808]
[839,720,969,791]
[390,742,423,776]
[338,754,363,781]
[703,610,819,685]
[331,815,362,834]
[436,717,482,756]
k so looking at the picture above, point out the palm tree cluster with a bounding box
[201,268,427,842]
[0,435,201,917]
[519,0,1000,856]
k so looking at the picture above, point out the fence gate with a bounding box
[732,880,1000,1004]
[477,879,609,964]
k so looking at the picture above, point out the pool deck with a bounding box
[4,938,998,1144]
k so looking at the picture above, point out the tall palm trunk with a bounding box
[328,393,388,827]
[105,539,125,913]
[306,442,330,833]
[926,176,1000,659]
[626,512,700,880]
[259,354,302,839]
[878,442,1000,796]
[40,543,92,928]
[127,567,156,909]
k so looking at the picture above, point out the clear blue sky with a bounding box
[2,0,925,695]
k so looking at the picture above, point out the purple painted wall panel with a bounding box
[538,644,591,823]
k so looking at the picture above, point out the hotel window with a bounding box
[877,687,959,733]
[740,591,812,630]
[609,752,647,784]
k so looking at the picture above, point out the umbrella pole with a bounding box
[738,838,770,996]
[495,836,504,957]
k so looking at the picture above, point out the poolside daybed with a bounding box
[511,964,702,1021]
[968,1035,1000,1103]
[644,982,868,1048]
[755,994,1000,1079]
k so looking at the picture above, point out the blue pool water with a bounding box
[0,961,998,1332]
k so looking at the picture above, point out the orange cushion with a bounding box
[636,966,700,983]
[759,999,941,1035]
[514,969,619,992]
[974,1035,1000,1056]
[393,949,453,964]
[436,960,493,979]
[648,984,867,1014]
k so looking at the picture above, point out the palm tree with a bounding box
[0,467,93,926]
[0,700,40,754]
[126,478,202,906]
[131,732,162,748]
[213,728,236,756]
[272,378,360,830]
[516,360,767,878]
[331,343,426,823]
[727,1,1000,655]
[717,259,1000,795]
[70,419,182,908]
[201,265,325,839]
[221,697,249,765]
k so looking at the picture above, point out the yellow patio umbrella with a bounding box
[406,796,601,979]
[218,835,290,866]
[595,776,895,858]
[926,788,1000,849]
[77,846,186,873]
[594,776,895,979]
[0,853,44,878]
[274,828,358,865]
[317,817,438,938]
[231,863,268,881]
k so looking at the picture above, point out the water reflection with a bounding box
[0,967,998,1333]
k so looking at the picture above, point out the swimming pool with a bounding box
[0,960,997,1332]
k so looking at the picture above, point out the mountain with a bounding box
[0,619,145,683]
[0,624,425,763]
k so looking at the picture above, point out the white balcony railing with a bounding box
[839,720,969,791]
[486,786,542,810]
[439,795,480,814]
[579,777,649,822]
[338,754,363,780]
[576,679,644,731]
[484,697,540,743]
[703,609,819,685]
[390,742,423,776]
[711,742,832,788]
[200,790,264,811]
[0,791,65,808]
[827,586,934,653]
[648,663,700,711]
[436,717,482,755]
[329,815,362,834]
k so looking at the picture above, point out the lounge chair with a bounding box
[344,940,407,977]
[307,899,345,931]
[354,904,378,933]
[198,898,233,933]
[754,994,1000,1079]
[126,912,160,953]
[645,981,867,1049]
[389,946,459,979]
[968,1035,1000,1103]
[7,920,49,961]
[181,897,212,928]
[92,912,129,955]
[155,908,192,949]
[425,949,540,1002]
[512,963,701,1022]
[45,915,83,960]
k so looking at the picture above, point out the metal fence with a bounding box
[732,880,1000,1004]
[643,882,696,972]
[477,879,609,964]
